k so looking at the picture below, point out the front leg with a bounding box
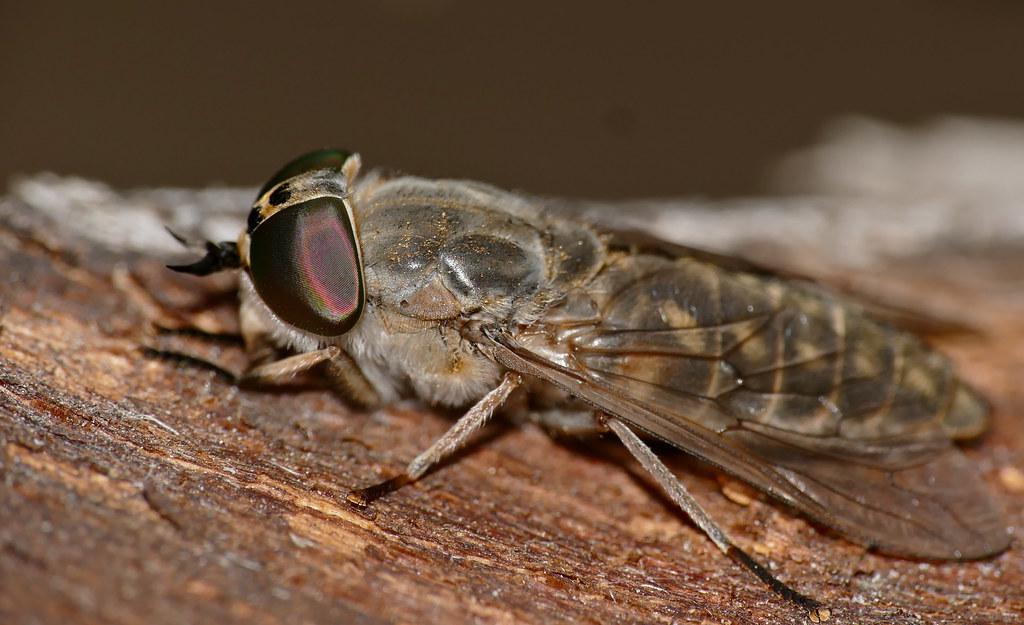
[347,372,522,506]
[238,347,341,386]
[321,349,381,408]
[237,292,379,404]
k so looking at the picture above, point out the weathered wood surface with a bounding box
[1,178,1022,625]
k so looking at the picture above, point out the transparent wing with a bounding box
[486,251,1008,559]
[606,227,978,336]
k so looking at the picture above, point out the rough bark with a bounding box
[0,177,1021,625]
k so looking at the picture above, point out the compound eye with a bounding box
[249,197,363,336]
[257,148,352,199]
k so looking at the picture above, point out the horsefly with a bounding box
[166,149,1009,621]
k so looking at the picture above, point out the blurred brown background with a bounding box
[2,1,1023,198]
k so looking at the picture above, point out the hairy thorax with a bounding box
[242,173,605,407]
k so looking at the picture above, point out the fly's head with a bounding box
[170,148,367,339]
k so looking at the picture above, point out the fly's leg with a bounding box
[347,372,522,507]
[140,346,238,381]
[148,290,380,403]
[144,344,333,384]
[237,300,381,405]
[123,257,379,401]
[141,322,248,380]
[605,418,830,623]
[526,409,608,437]
[153,325,243,344]
[117,264,247,373]
[238,347,341,386]
[322,349,381,408]
[142,340,332,388]
[152,343,379,403]
[238,346,381,406]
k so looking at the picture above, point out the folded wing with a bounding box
[489,251,1008,559]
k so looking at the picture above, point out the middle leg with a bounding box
[347,372,522,506]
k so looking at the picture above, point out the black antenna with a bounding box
[165,228,241,276]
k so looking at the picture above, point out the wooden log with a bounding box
[0,177,1021,625]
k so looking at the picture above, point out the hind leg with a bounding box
[525,408,608,437]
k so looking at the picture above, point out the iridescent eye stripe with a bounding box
[296,206,359,321]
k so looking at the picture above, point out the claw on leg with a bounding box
[606,417,827,619]
[345,372,522,507]
[346,475,411,507]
